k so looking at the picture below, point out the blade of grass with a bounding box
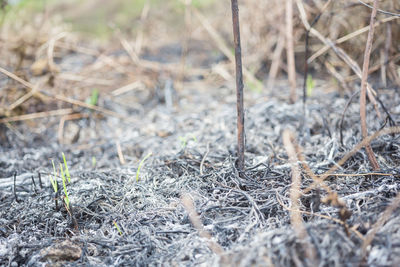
[113,220,123,236]
[50,159,58,193]
[60,163,70,210]
[62,152,71,183]
[136,152,152,181]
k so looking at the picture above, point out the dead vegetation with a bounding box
[1,0,400,266]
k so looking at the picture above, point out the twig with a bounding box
[267,25,285,90]
[339,90,360,146]
[301,0,332,105]
[0,109,73,124]
[116,140,126,165]
[356,0,400,17]
[38,172,43,189]
[295,0,382,119]
[285,0,297,103]
[191,6,261,90]
[181,194,227,262]
[282,130,318,264]
[31,176,37,194]
[308,16,399,64]
[0,66,129,120]
[360,0,380,170]
[231,0,245,174]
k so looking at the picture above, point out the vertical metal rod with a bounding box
[230,0,245,173]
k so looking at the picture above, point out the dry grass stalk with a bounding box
[282,130,318,265]
[0,108,73,124]
[191,6,261,89]
[180,194,227,263]
[0,66,130,121]
[359,0,380,171]
[295,0,382,119]
[285,0,297,103]
[116,140,126,165]
[308,16,399,64]
[267,25,285,90]
[57,113,88,144]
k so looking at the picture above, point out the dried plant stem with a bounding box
[360,0,380,171]
[0,109,73,124]
[267,25,285,90]
[181,194,226,261]
[285,0,297,103]
[191,6,261,90]
[231,0,245,173]
[295,0,382,119]
[0,66,130,121]
[282,130,317,265]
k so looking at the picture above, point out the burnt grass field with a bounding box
[2,1,400,266]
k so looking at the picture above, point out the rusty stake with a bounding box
[230,0,245,173]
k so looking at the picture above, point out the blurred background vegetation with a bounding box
[1,0,216,38]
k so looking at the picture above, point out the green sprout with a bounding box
[113,220,123,236]
[50,159,58,193]
[86,88,99,106]
[62,152,71,183]
[179,134,197,149]
[60,163,70,210]
[136,152,152,181]
[246,80,263,93]
[92,156,97,168]
[306,74,315,97]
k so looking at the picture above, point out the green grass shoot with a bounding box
[60,163,70,210]
[50,159,58,193]
[113,220,123,236]
[62,152,71,183]
[179,134,197,149]
[136,152,152,181]
[86,89,99,106]
[306,74,315,97]
[92,156,97,168]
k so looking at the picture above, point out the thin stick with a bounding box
[282,130,318,264]
[0,109,73,124]
[285,0,297,103]
[267,25,285,90]
[308,16,398,64]
[0,66,129,121]
[116,140,126,165]
[360,0,380,170]
[231,0,245,173]
[295,0,382,119]
[191,6,261,90]
[181,194,226,258]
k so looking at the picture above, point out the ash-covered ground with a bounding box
[1,45,400,267]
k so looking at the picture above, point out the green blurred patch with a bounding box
[2,0,216,39]
[306,74,315,97]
